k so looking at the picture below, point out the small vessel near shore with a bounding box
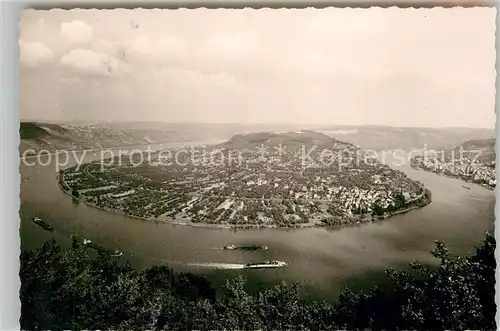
[32,217,54,232]
[83,239,122,257]
[244,260,288,269]
[462,185,471,190]
[223,244,268,251]
[111,250,123,257]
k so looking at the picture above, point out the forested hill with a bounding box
[453,138,496,162]
[20,233,495,330]
[217,131,355,153]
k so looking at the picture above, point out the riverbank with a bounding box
[57,182,317,229]
[410,164,495,191]
[21,138,225,159]
[22,147,495,304]
[372,190,432,220]
[58,169,433,230]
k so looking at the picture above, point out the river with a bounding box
[19,141,495,299]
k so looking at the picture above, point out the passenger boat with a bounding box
[32,217,54,232]
[244,261,288,269]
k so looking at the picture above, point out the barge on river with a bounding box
[32,217,54,232]
[224,244,268,251]
[244,261,288,269]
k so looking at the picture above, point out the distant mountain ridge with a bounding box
[319,125,494,151]
[19,121,496,156]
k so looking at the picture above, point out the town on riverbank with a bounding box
[410,140,496,190]
[58,132,432,229]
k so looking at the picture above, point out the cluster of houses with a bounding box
[414,155,495,189]
[60,146,429,227]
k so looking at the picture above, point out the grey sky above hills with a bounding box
[20,7,496,128]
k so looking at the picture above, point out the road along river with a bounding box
[19,142,495,299]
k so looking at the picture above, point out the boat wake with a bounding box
[187,262,247,270]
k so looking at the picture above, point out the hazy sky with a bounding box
[20,7,496,127]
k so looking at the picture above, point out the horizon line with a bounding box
[19,119,495,131]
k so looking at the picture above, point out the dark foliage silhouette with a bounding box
[20,233,496,330]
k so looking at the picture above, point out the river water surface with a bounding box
[20,141,495,298]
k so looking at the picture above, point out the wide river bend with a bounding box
[20,141,495,298]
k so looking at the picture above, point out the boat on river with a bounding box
[244,260,288,269]
[462,185,471,190]
[111,250,123,257]
[83,239,122,257]
[223,244,268,251]
[32,217,54,232]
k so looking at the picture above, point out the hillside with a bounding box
[217,130,355,153]
[19,122,204,156]
[19,122,312,156]
[20,121,496,156]
[319,125,495,151]
[453,138,496,162]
